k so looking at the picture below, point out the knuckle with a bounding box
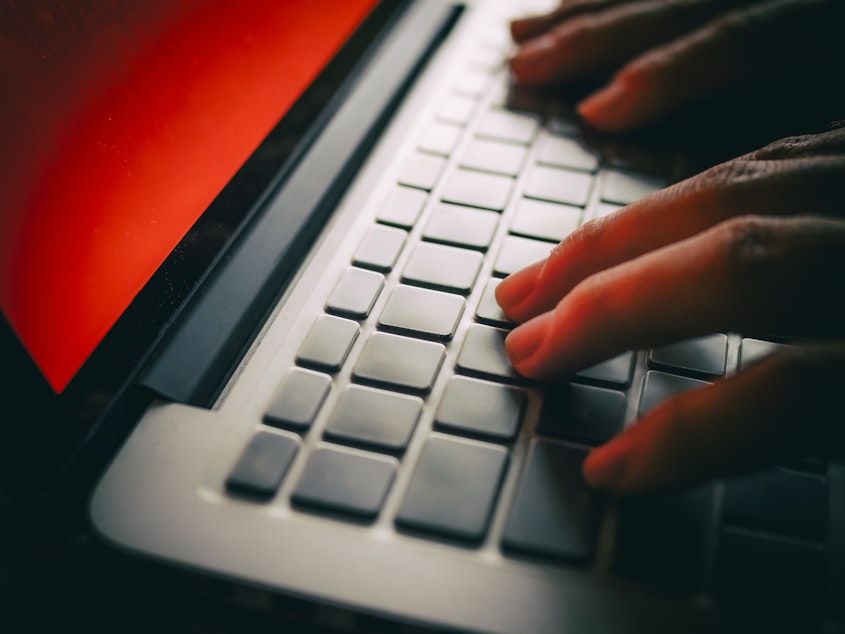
[713,216,777,284]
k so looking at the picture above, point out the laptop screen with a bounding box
[0,0,380,394]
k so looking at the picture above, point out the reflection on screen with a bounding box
[0,0,378,393]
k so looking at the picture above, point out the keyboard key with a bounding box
[476,109,540,145]
[509,198,582,243]
[436,94,476,126]
[396,434,508,541]
[398,153,446,191]
[524,165,593,207]
[534,132,599,173]
[638,370,709,417]
[226,430,299,498]
[352,332,445,393]
[291,445,397,520]
[600,168,665,205]
[538,383,627,446]
[576,351,635,387]
[738,337,789,370]
[502,440,602,562]
[713,528,828,618]
[378,285,464,340]
[441,169,514,211]
[649,334,728,378]
[723,468,827,540]
[326,267,384,319]
[459,138,528,176]
[422,204,499,251]
[475,278,515,327]
[324,385,422,453]
[418,121,462,156]
[402,242,482,294]
[352,225,406,272]
[493,235,552,277]
[377,186,428,228]
[451,69,490,98]
[435,376,525,441]
[614,486,717,594]
[296,314,359,372]
[264,368,332,431]
[456,324,522,383]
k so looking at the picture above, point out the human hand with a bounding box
[509,0,845,131]
[495,127,845,494]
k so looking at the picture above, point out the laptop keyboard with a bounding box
[222,19,833,626]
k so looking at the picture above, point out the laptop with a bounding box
[2,0,842,632]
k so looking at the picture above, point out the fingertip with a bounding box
[503,312,553,377]
[577,80,632,131]
[494,261,543,320]
[583,440,630,492]
[509,33,557,84]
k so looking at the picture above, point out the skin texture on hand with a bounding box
[495,128,845,494]
[509,0,845,131]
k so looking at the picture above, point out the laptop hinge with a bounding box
[137,0,462,407]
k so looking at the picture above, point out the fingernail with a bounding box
[495,261,543,319]
[577,80,627,128]
[504,312,552,373]
[582,441,630,491]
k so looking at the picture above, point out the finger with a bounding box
[578,0,845,130]
[510,0,631,43]
[583,342,845,494]
[496,152,845,323]
[510,0,731,85]
[503,215,845,379]
[743,126,845,161]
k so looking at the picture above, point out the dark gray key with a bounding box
[291,445,397,520]
[226,430,299,498]
[264,368,332,431]
[295,315,359,372]
[475,109,540,145]
[576,351,635,387]
[435,376,525,441]
[418,121,461,156]
[714,528,828,618]
[739,337,788,370]
[534,132,599,173]
[723,468,827,540]
[539,383,627,446]
[324,385,422,452]
[352,332,445,393]
[493,235,552,278]
[456,324,522,383]
[396,434,508,541]
[459,138,528,176]
[614,486,716,594]
[600,168,665,205]
[378,285,464,340]
[502,440,602,561]
[325,267,384,319]
[524,165,593,207]
[376,186,428,229]
[402,242,482,295]
[436,94,476,126]
[352,225,406,272]
[475,278,515,327]
[509,198,581,243]
[397,153,446,191]
[649,334,728,378]
[638,370,709,417]
[423,204,499,251]
[440,169,514,212]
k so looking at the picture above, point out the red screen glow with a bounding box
[0,0,379,393]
